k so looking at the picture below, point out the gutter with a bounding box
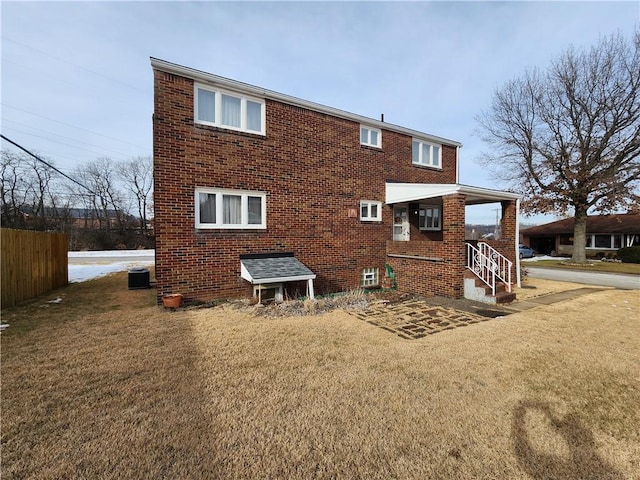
[150,57,463,149]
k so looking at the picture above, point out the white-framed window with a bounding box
[587,234,626,249]
[419,205,441,231]
[360,200,382,221]
[412,139,441,168]
[194,84,265,135]
[195,187,266,229]
[360,125,382,148]
[361,267,379,287]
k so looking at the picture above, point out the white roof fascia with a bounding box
[150,57,462,149]
[248,274,316,285]
[240,262,252,283]
[385,183,521,205]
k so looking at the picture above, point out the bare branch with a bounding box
[476,30,640,262]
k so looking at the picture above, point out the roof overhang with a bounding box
[386,183,521,206]
[240,253,316,285]
[151,57,462,149]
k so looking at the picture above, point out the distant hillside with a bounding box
[466,223,538,240]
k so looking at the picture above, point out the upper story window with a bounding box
[195,187,266,229]
[360,125,382,148]
[195,84,265,135]
[360,200,382,221]
[412,139,441,168]
[419,205,441,231]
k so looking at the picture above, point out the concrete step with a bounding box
[495,291,517,304]
[463,274,516,305]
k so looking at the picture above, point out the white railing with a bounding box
[466,242,512,296]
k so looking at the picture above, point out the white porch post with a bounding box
[515,198,521,288]
[307,279,315,300]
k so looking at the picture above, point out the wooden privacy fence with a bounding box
[1,228,68,309]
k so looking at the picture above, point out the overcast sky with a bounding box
[2,1,638,224]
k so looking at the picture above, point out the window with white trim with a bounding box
[360,125,382,148]
[589,234,625,249]
[195,84,265,135]
[412,139,441,168]
[195,188,266,229]
[360,200,382,221]
[361,267,379,287]
[419,205,441,231]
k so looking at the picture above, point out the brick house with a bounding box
[521,214,640,257]
[151,58,521,304]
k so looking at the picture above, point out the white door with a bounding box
[393,206,409,241]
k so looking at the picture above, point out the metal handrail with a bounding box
[478,242,512,292]
[466,242,512,296]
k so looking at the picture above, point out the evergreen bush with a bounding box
[617,246,640,264]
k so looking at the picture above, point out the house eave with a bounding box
[150,57,463,149]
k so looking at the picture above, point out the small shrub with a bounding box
[617,246,640,264]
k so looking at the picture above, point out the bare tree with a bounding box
[1,150,63,230]
[1,150,28,228]
[118,156,153,234]
[73,157,126,232]
[24,156,54,230]
[477,31,640,263]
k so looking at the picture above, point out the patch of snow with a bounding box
[68,250,155,258]
[522,255,557,262]
[69,260,154,283]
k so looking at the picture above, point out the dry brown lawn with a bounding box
[1,273,639,479]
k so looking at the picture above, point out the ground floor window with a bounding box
[361,267,379,287]
[568,234,635,249]
[195,187,266,229]
[419,205,441,231]
[360,200,382,221]
[588,233,629,249]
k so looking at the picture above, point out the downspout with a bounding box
[515,198,521,288]
[455,146,460,184]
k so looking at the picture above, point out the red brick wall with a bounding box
[153,70,458,302]
[491,199,518,266]
[386,193,466,298]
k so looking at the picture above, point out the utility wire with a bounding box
[3,119,135,157]
[2,103,148,150]
[1,134,97,196]
[2,125,131,161]
[2,37,147,94]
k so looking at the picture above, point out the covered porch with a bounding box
[385,183,521,301]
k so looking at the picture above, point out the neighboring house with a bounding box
[151,58,521,305]
[521,214,640,257]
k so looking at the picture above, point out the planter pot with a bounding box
[162,293,183,309]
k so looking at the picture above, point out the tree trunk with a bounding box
[572,206,588,263]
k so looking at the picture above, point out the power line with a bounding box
[3,119,136,157]
[1,134,97,196]
[1,103,148,150]
[2,36,147,94]
[2,125,132,161]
